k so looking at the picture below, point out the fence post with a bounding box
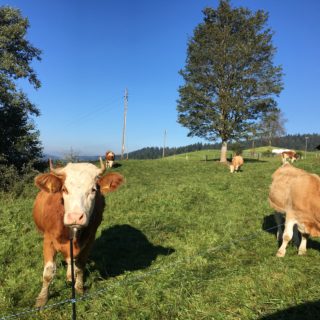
[69,228,77,320]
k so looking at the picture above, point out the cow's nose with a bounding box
[65,212,87,227]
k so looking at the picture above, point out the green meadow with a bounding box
[1,151,320,320]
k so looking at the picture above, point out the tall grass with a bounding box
[1,154,320,319]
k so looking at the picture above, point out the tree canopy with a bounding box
[0,6,42,170]
[177,0,283,162]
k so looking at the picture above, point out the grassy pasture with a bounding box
[1,153,320,319]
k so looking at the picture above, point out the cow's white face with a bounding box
[35,160,124,229]
[61,163,101,228]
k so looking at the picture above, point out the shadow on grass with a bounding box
[200,157,267,163]
[111,162,122,168]
[242,158,268,163]
[89,224,175,278]
[259,300,320,320]
[262,213,320,252]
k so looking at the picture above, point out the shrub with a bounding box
[0,162,40,198]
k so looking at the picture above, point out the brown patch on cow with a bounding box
[35,173,64,193]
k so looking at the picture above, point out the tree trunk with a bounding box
[220,141,228,162]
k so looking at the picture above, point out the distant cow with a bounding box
[105,151,115,168]
[230,155,244,173]
[268,163,320,257]
[33,158,124,307]
[281,151,298,164]
[272,148,291,155]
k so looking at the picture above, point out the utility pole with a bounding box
[162,129,167,158]
[305,136,309,159]
[121,88,128,160]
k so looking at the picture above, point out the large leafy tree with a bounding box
[0,6,42,170]
[177,0,283,162]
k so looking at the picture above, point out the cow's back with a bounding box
[232,156,243,166]
[269,164,306,213]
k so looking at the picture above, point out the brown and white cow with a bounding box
[33,158,124,307]
[105,151,115,168]
[269,163,320,257]
[230,155,244,173]
[281,151,298,164]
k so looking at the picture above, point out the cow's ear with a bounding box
[35,173,63,193]
[98,172,124,195]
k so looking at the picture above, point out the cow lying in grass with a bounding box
[230,155,244,173]
[33,158,124,307]
[268,163,320,257]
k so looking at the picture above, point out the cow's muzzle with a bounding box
[64,212,87,228]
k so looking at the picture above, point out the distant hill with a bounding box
[127,133,320,159]
[43,133,320,161]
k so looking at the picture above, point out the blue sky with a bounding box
[2,0,320,156]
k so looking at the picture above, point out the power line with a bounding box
[63,96,122,128]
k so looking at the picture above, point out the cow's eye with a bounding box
[62,186,68,194]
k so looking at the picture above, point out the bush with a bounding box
[0,162,40,198]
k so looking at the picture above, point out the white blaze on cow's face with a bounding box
[62,163,101,228]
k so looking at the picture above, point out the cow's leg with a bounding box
[66,258,84,294]
[66,258,72,282]
[277,218,296,257]
[73,236,96,294]
[74,262,84,294]
[274,212,284,245]
[35,237,56,307]
[298,234,308,255]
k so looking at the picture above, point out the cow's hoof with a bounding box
[75,284,84,294]
[35,296,48,308]
[298,250,307,256]
[276,250,285,257]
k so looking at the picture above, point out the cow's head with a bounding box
[35,158,124,229]
[106,151,115,160]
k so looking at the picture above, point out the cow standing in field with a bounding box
[281,151,298,164]
[230,155,244,173]
[105,151,115,168]
[33,158,124,307]
[269,163,320,257]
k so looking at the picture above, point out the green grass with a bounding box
[1,154,320,319]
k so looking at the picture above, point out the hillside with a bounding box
[1,156,320,319]
[127,133,320,159]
